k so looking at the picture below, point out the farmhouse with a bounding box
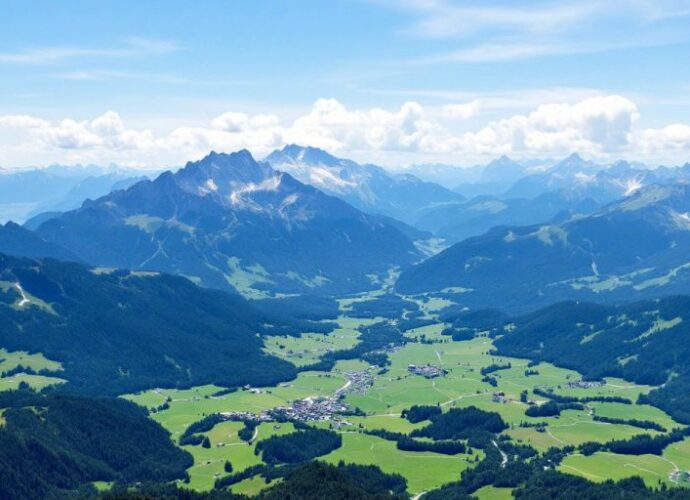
[408,363,447,379]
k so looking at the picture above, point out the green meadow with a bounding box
[0,288,677,497]
[560,452,677,487]
[0,348,62,373]
[322,431,480,494]
[0,348,64,391]
[121,324,688,496]
[474,485,514,500]
[185,421,297,491]
[262,315,378,367]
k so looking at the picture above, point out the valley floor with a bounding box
[119,290,690,497]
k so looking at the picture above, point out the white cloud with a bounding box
[383,0,690,63]
[402,1,600,39]
[459,95,639,155]
[639,124,690,153]
[0,37,178,65]
[287,98,438,152]
[0,115,49,128]
[442,101,481,120]
[393,0,690,39]
[0,95,689,167]
[211,112,280,132]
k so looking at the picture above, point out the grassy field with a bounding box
[231,475,281,496]
[0,373,65,391]
[115,297,690,496]
[475,485,514,500]
[591,402,679,431]
[126,368,347,439]
[403,322,448,341]
[0,349,66,413]
[322,431,479,494]
[0,348,62,373]
[183,421,296,491]
[560,452,677,487]
[0,280,55,313]
[262,315,379,367]
[664,437,690,473]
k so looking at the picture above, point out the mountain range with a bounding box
[0,165,150,224]
[414,190,600,243]
[34,150,421,296]
[265,145,464,226]
[409,154,690,243]
[0,222,78,262]
[397,183,690,311]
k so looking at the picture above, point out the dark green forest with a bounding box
[493,297,690,423]
[0,254,303,395]
[0,388,192,499]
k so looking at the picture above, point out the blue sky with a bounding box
[2,0,690,168]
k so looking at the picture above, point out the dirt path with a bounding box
[14,282,29,307]
[493,440,508,467]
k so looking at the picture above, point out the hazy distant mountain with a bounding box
[0,165,151,224]
[397,183,690,311]
[452,156,548,198]
[414,155,690,244]
[503,154,660,202]
[401,163,483,189]
[0,222,78,262]
[414,190,600,243]
[36,150,421,296]
[29,173,146,216]
[265,145,464,225]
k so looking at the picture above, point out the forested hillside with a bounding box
[494,296,690,423]
[397,184,690,311]
[0,389,192,499]
[0,253,300,395]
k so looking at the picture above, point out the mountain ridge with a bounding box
[265,144,464,225]
[35,150,421,296]
[397,182,690,311]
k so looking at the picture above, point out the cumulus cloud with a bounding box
[442,101,481,120]
[459,95,639,156]
[639,124,690,154]
[211,112,280,132]
[0,95,689,167]
[286,98,439,152]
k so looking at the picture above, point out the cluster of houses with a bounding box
[272,396,349,421]
[220,395,350,423]
[407,363,447,379]
[336,370,373,397]
[566,379,604,389]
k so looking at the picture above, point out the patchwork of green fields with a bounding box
[560,452,678,487]
[186,421,297,491]
[2,288,688,497]
[263,316,380,366]
[0,348,64,391]
[322,431,479,493]
[122,319,689,496]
